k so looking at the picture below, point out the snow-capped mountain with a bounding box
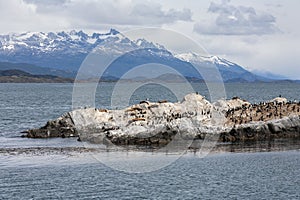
[0,29,119,53]
[175,53,246,73]
[0,29,168,71]
[0,29,117,70]
[0,29,269,82]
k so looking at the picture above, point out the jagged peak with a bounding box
[109,28,120,35]
[174,52,200,62]
[174,53,238,67]
[0,29,121,40]
[134,38,165,50]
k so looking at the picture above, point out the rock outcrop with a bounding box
[23,112,77,138]
[23,93,300,146]
[221,115,300,143]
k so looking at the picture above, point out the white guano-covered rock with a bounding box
[68,93,225,143]
[214,97,251,112]
[270,97,287,104]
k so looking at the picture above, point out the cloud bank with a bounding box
[194,0,280,35]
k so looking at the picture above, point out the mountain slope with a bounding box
[175,53,270,82]
[0,62,76,78]
[250,69,289,80]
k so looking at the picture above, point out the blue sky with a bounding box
[0,0,299,79]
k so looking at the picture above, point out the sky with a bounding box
[0,0,299,79]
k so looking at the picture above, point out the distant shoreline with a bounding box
[1,68,300,83]
[0,77,73,83]
[1,78,300,84]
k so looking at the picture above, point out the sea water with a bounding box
[0,82,299,199]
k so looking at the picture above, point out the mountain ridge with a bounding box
[0,29,292,82]
[0,69,73,83]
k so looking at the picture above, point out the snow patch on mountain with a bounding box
[174,52,199,63]
[200,56,237,67]
[175,53,237,67]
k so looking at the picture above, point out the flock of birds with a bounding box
[225,98,300,126]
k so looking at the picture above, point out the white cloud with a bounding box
[194,0,280,35]
[23,0,192,27]
[0,0,70,33]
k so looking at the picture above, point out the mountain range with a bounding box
[0,29,291,82]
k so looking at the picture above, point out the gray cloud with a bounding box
[23,0,192,26]
[24,0,67,6]
[23,0,68,14]
[265,3,283,8]
[194,0,280,35]
[131,4,192,24]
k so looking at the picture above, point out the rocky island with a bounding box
[23,93,300,149]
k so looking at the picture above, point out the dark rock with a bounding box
[25,112,78,138]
